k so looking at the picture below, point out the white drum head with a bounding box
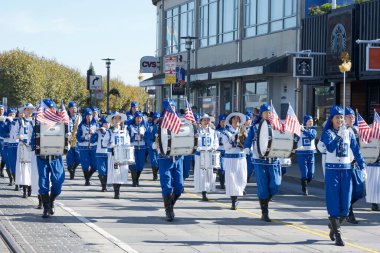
[257,120,270,157]
[159,127,169,155]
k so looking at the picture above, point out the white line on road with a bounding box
[56,202,139,253]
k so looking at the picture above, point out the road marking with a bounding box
[56,202,139,253]
[184,192,379,253]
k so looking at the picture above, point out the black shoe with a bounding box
[83,170,91,186]
[131,170,138,187]
[6,169,13,186]
[113,184,120,199]
[328,223,335,241]
[372,203,379,211]
[163,195,174,221]
[201,191,208,201]
[22,186,27,198]
[301,180,308,196]
[152,168,158,181]
[49,193,58,215]
[260,199,271,222]
[27,186,32,197]
[68,166,76,180]
[346,209,358,224]
[15,185,19,191]
[329,217,344,246]
[41,194,50,218]
[36,195,42,209]
[230,196,238,210]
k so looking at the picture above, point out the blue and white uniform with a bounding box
[128,111,148,174]
[66,101,81,176]
[223,117,247,197]
[94,117,109,177]
[146,113,160,180]
[194,115,219,193]
[0,105,6,176]
[215,114,227,188]
[295,115,317,185]
[76,108,98,174]
[321,106,365,219]
[6,111,18,176]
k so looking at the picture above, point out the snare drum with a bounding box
[158,117,197,156]
[114,145,135,164]
[19,143,32,163]
[360,139,380,164]
[257,119,295,158]
[199,150,221,169]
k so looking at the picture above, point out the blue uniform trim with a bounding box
[325,163,351,169]
[224,153,245,158]
[8,143,19,147]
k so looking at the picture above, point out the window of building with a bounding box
[243,81,268,112]
[200,0,238,48]
[197,84,219,115]
[166,2,194,55]
[244,0,296,38]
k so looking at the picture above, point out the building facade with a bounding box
[301,0,380,123]
[143,0,308,118]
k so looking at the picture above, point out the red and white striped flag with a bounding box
[161,102,181,134]
[371,110,380,140]
[60,101,70,125]
[357,113,372,143]
[284,104,301,136]
[36,99,62,127]
[269,105,283,131]
[184,100,196,123]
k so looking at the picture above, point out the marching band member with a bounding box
[4,108,17,189]
[31,99,66,218]
[0,105,6,178]
[222,112,247,210]
[194,113,219,201]
[215,114,227,189]
[94,116,110,192]
[147,112,160,181]
[125,101,139,123]
[66,101,81,180]
[321,106,365,246]
[244,104,282,222]
[91,106,100,122]
[102,112,130,199]
[153,99,184,222]
[295,115,317,196]
[13,103,36,198]
[128,111,148,187]
[76,108,98,186]
[345,107,365,224]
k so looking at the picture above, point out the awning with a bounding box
[140,55,291,87]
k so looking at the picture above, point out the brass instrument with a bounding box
[70,114,81,147]
[237,126,247,150]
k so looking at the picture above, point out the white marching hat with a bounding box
[106,111,127,123]
[225,112,246,127]
[18,103,36,114]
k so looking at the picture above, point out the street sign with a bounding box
[164,56,177,84]
[173,61,186,95]
[140,56,159,73]
[89,75,102,90]
[293,57,313,78]
[93,90,104,100]
[366,46,380,71]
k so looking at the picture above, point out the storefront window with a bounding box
[314,86,335,127]
[243,81,268,112]
[197,84,219,116]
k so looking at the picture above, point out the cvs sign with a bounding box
[140,56,159,73]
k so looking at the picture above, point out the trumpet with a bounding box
[236,126,247,150]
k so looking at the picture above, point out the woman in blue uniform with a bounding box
[215,114,227,189]
[94,116,110,192]
[321,106,365,246]
[76,108,98,186]
[295,115,317,195]
[66,101,81,180]
[4,108,17,188]
[128,111,148,187]
[147,112,160,181]
[244,104,282,222]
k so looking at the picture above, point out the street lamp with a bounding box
[180,36,197,101]
[101,58,115,114]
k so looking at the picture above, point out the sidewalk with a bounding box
[0,178,125,253]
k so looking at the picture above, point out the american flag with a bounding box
[184,100,196,123]
[284,104,301,137]
[269,104,283,131]
[36,99,62,127]
[161,101,181,134]
[372,110,380,140]
[357,113,372,143]
[60,101,70,125]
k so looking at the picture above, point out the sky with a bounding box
[0,0,157,86]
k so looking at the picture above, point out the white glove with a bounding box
[337,127,346,139]
[362,168,368,181]
[19,134,25,141]
[85,134,91,140]
[301,125,305,131]
[243,148,251,155]
[109,143,115,148]
[152,142,157,150]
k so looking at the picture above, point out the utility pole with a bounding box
[101,58,115,113]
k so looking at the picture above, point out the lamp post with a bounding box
[338,52,351,112]
[101,58,115,114]
[180,36,197,102]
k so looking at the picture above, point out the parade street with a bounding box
[1,163,379,253]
